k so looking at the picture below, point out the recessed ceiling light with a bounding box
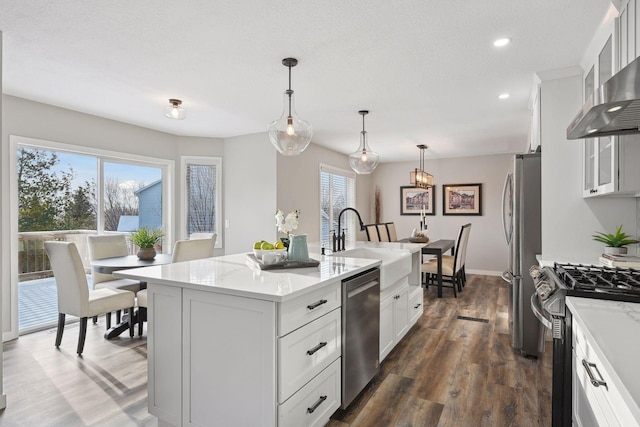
[494,38,511,47]
[498,93,510,100]
[607,105,622,112]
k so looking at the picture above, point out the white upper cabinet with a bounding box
[581,11,640,197]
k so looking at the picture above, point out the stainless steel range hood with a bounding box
[567,55,640,139]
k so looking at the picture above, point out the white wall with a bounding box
[223,132,277,255]
[372,153,514,275]
[276,142,373,243]
[539,74,638,263]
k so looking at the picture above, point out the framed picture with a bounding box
[400,186,435,215]
[442,183,482,215]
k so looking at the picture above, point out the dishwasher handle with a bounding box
[347,280,379,299]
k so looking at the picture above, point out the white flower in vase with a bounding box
[275,209,300,238]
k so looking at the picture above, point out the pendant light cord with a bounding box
[287,64,293,117]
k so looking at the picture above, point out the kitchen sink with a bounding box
[331,247,412,290]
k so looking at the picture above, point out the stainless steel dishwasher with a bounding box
[341,268,380,408]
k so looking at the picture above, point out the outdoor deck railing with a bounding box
[17,230,139,282]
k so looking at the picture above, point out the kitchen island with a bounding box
[115,251,383,427]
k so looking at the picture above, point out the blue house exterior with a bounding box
[135,180,162,230]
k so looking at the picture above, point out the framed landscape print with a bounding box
[442,183,482,215]
[400,186,435,215]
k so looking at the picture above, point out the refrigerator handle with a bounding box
[501,172,513,245]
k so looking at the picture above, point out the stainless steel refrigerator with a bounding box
[501,152,544,357]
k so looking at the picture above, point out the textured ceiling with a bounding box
[0,0,612,162]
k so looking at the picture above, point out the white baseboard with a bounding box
[467,269,502,277]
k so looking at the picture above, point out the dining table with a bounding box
[91,254,172,339]
[399,238,456,298]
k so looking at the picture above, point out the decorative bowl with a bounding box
[253,248,287,261]
[409,237,430,243]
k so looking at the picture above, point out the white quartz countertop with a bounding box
[310,240,426,254]
[566,297,640,419]
[114,252,381,302]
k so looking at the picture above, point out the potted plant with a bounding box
[131,226,165,260]
[592,225,639,255]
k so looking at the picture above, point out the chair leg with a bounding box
[116,310,122,324]
[77,317,88,355]
[55,313,66,347]
[106,312,112,329]
[129,308,134,338]
[138,307,146,336]
[92,316,98,324]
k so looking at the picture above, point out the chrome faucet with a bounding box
[332,207,366,252]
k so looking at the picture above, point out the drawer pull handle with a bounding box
[582,359,607,389]
[307,395,327,414]
[306,341,327,356]
[414,303,421,309]
[307,299,328,310]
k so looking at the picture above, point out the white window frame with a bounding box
[7,135,174,341]
[180,156,222,248]
[319,164,356,249]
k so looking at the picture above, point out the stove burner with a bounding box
[552,263,640,301]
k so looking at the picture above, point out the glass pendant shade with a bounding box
[349,131,380,174]
[268,90,313,156]
[164,99,186,120]
[349,110,379,174]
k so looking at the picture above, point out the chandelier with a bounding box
[410,144,434,188]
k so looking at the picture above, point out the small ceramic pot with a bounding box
[604,246,627,255]
[137,247,157,260]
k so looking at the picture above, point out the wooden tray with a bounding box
[409,237,430,243]
[245,254,320,270]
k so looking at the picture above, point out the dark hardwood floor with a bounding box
[0,274,551,426]
[329,274,552,427]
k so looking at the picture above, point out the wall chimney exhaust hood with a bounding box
[567,56,640,139]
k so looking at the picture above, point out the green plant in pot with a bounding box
[131,227,164,260]
[592,225,639,255]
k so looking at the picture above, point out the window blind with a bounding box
[319,165,356,249]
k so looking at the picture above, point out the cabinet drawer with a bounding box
[408,286,423,325]
[278,280,341,336]
[573,316,639,426]
[278,308,341,403]
[278,358,341,427]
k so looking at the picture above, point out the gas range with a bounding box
[530,263,640,318]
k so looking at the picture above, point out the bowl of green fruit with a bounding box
[253,240,287,261]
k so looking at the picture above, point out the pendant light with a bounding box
[349,110,380,174]
[164,99,186,120]
[410,144,434,188]
[268,58,313,156]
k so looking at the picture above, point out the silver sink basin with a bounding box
[331,247,412,290]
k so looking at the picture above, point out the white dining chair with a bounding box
[87,234,142,327]
[421,223,472,297]
[171,234,216,263]
[45,241,136,355]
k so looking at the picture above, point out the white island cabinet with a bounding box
[567,297,640,426]
[115,253,380,427]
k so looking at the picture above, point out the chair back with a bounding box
[87,234,130,286]
[190,232,217,241]
[376,224,390,242]
[460,224,472,268]
[171,236,216,263]
[454,223,472,274]
[365,224,380,242]
[385,222,398,242]
[44,241,89,317]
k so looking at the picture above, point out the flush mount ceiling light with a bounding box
[349,110,380,174]
[493,37,511,47]
[410,144,434,189]
[268,58,313,156]
[164,98,186,120]
[498,93,510,99]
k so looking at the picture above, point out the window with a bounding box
[320,164,356,249]
[181,157,222,247]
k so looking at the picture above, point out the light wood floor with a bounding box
[0,275,551,426]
